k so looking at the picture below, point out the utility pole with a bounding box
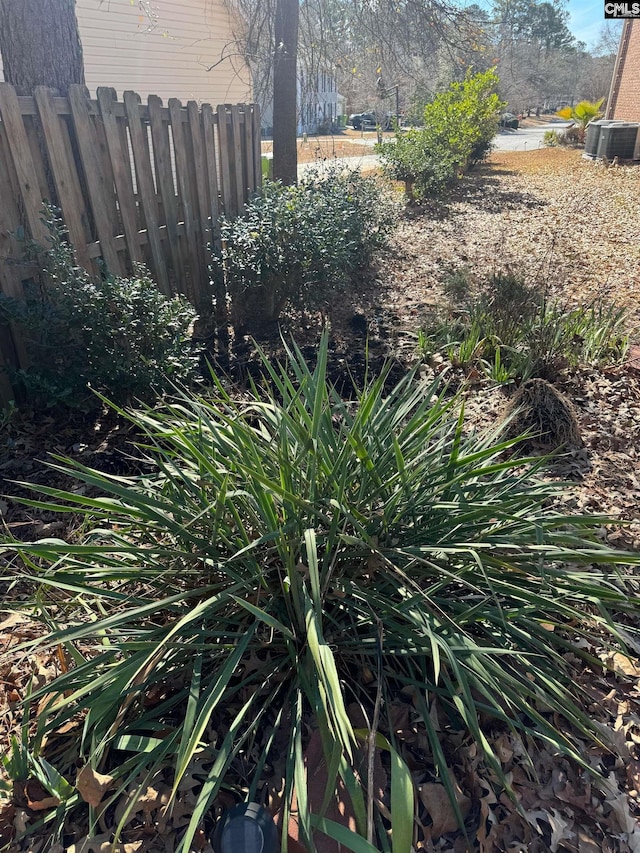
[376,76,400,125]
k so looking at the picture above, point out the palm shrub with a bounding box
[378,70,503,199]
[557,99,604,143]
[3,335,640,852]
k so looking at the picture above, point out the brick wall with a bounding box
[608,20,640,121]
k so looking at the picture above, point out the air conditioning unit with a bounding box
[583,120,614,158]
[596,122,640,160]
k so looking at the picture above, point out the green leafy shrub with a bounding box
[378,70,504,199]
[543,130,560,147]
[218,165,397,331]
[421,270,629,380]
[4,335,639,851]
[0,218,198,409]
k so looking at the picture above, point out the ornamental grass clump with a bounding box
[3,334,640,852]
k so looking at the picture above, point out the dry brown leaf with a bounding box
[494,734,514,764]
[76,765,115,808]
[419,778,470,839]
[0,802,15,847]
[577,829,602,852]
[24,778,61,811]
[610,653,640,679]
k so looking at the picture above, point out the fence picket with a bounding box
[252,104,262,193]
[147,95,181,293]
[0,83,51,246]
[96,87,143,266]
[230,105,245,214]
[216,105,234,217]
[168,98,202,305]
[68,85,123,275]
[187,100,213,306]
[34,87,94,271]
[0,124,30,372]
[201,103,220,240]
[123,90,171,296]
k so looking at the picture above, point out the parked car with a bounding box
[499,112,519,129]
[349,111,392,130]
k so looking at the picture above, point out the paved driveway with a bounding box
[491,121,571,152]
[296,121,573,176]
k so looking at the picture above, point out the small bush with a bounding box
[558,125,584,146]
[378,70,504,199]
[0,217,198,409]
[218,165,397,331]
[543,130,560,147]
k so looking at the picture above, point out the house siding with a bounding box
[1,0,251,106]
[607,20,640,121]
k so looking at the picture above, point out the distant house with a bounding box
[1,0,252,105]
[606,20,640,121]
[260,66,345,137]
[297,68,346,135]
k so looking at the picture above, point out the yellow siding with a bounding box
[1,0,251,106]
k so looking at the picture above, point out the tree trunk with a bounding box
[272,0,299,185]
[0,0,85,95]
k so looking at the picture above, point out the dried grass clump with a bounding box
[502,378,582,450]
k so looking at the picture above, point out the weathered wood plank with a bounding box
[244,105,255,193]
[187,100,212,307]
[0,124,30,370]
[230,104,245,213]
[252,104,262,192]
[68,85,123,275]
[22,115,51,201]
[0,83,50,246]
[33,86,93,270]
[96,87,143,265]
[168,98,201,304]
[216,105,234,217]
[123,90,171,295]
[202,105,226,330]
[148,95,183,294]
[201,103,221,244]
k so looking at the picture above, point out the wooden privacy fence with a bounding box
[0,82,262,404]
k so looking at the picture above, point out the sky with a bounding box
[465,0,620,50]
[566,0,611,48]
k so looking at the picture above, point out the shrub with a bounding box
[543,130,560,147]
[217,165,397,332]
[0,217,198,409]
[558,125,584,147]
[378,70,504,199]
[3,335,639,852]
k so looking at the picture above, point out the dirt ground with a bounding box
[2,147,640,852]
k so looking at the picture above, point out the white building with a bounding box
[261,66,345,136]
